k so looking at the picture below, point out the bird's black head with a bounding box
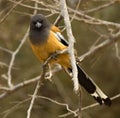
[30,14,50,31]
[29,14,51,44]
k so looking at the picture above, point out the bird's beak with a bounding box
[35,22,42,28]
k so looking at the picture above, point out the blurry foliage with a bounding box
[0,0,120,118]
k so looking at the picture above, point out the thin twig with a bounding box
[0,46,12,54]
[54,14,62,26]
[59,93,120,117]
[78,30,120,62]
[12,10,32,16]
[68,7,120,28]
[70,0,81,22]
[8,0,58,13]
[0,65,62,100]
[27,81,40,118]
[115,43,120,60]
[77,87,82,118]
[7,28,29,88]
[33,0,38,15]
[34,95,77,117]
[1,98,31,118]
[0,0,23,24]
[84,0,118,13]
[0,62,9,68]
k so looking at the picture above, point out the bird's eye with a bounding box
[33,21,36,25]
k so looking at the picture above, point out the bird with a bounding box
[29,14,111,106]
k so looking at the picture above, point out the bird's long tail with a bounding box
[66,64,111,106]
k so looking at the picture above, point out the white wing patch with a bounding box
[53,32,68,46]
[54,32,62,42]
[56,32,65,40]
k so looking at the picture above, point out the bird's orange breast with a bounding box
[30,31,71,67]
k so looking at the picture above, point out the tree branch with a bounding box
[78,30,120,62]
[60,0,79,92]
[7,28,29,88]
[0,0,23,24]
[59,93,120,117]
[84,0,118,13]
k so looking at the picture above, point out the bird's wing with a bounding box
[51,25,69,46]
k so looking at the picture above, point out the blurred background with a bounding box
[0,0,120,118]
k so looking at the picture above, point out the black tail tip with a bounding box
[102,97,112,106]
[93,97,112,106]
[93,96,102,105]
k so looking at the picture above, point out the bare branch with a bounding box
[0,66,62,100]
[0,0,23,24]
[54,14,63,26]
[60,0,79,92]
[69,7,120,28]
[0,46,12,54]
[35,95,77,117]
[0,62,9,68]
[12,10,32,16]
[59,93,120,117]
[78,30,120,62]
[27,81,40,118]
[115,43,120,60]
[1,98,30,118]
[7,28,29,88]
[8,0,59,13]
[84,0,118,13]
